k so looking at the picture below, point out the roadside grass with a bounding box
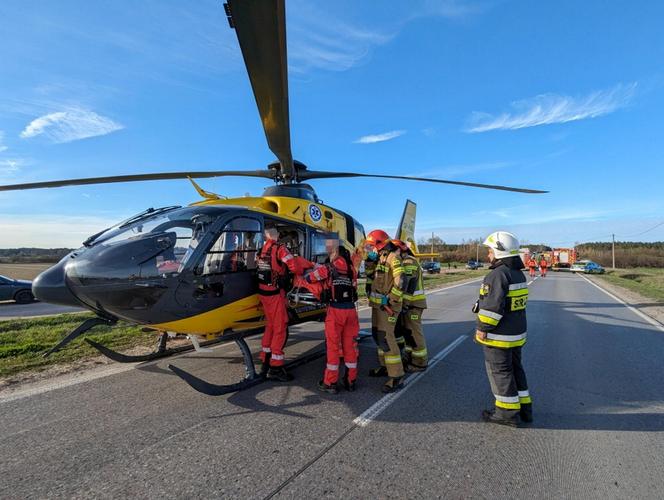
[0,314,154,378]
[596,268,664,303]
[0,263,53,281]
[1,268,488,380]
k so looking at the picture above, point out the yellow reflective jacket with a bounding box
[401,253,427,309]
[369,249,405,310]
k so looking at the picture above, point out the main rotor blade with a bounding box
[227,0,294,180]
[0,170,275,192]
[298,170,548,194]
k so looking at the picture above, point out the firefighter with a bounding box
[527,257,537,278]
[364,229,407,393]
[305,235,359,394]
[474,231,532,427]
[256,225,299,382]
[393,239,428,371]
[539,256,548,277]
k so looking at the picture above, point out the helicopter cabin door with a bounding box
[177,216,262,309]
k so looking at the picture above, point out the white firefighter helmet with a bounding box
[483,231,520,259]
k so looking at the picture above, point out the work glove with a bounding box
[472,300,480,314]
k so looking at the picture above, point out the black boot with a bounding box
[381,377,403,393]
[343,375,356,392]
[266,367,294,382]
[369,366,387,377]
[318,380,339,394]
[481,409,521,428]
[520,404,533,423]
[404,363,427,373]
[259,353,271,378]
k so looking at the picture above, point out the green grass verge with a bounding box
[595,268,664,303]
[1,269,488,379]
[0,314,154,378]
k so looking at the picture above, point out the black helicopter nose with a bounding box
[32,258,80,307]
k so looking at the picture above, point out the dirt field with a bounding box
[0,263,53,281]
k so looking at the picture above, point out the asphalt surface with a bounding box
[1,273,663,499]
[0,301,83,320]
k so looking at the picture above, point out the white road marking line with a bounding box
[579,274,664,332]
[353,335,467,428]
[527,276,539,286]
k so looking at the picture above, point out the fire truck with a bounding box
[552,248,577,269]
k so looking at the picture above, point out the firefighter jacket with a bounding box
[305,255,358,309]
[475,256,528,348]
[364,258,377,295]
[400,253,427,309]
[368,249,406,311]
[256,239,298,295]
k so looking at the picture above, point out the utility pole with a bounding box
[431,232,434,262]
[612,233,616,270]
[476,241,479,263]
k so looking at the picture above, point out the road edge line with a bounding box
[579,274,664,332]
[353,335,467,427]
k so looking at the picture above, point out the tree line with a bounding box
[0,248,73,263]
[417,238,664,268]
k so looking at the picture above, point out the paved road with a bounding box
[0,301,84,320]
[1,273,663,499]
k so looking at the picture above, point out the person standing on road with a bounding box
[527,257,537,278]
[256,225,300,382]
[474,231,532,427]
[305,235,360,394]
[539,256,548,278]
[364,229,407,393]
[393,239,428,372]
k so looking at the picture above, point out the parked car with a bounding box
[570,260,590,273]
[0,275,35,303]
[584,261,605,274]
[422,261,441,274]
[466,260,484,270]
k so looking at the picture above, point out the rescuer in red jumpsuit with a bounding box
[256,225,300,382]
[539,257,548,277]
[306,236,360,394]
[527,258,537,278]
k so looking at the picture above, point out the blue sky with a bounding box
[1,0,663,248]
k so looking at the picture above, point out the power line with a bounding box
[620,220,664,238]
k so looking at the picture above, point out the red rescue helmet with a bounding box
[392,239,410,252]
[365,229,391,251]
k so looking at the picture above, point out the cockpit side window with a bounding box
[197,218,262,275]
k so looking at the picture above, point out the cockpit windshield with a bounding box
[87,206,226,276]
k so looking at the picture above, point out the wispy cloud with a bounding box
[465,82,637,133]
[353,130,406,144]
[20,107,123,143]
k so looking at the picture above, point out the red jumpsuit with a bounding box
[307,256,359,386]
[539,259,548,277]
[527,259,537,278]
[257,239,298,367]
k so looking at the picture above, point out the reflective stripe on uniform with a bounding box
[326,364,339,371]
[388,315,397,323]
[262,347,271,353]
[518,390,532,404]
[495,394,520,409]
[412,348,428,358]
[390,287,403,297]
[271,354,284,361]
[395,336,405,343]
[509,283,528,290]
[507,289,528,297]
[495,400,521,410]
[345,362,357,369]
[476,331,527,348]
[478,308,503,326]
[384,354,402,365]
[281,254,293,262]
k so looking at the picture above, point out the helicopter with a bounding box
[1,0,546,395]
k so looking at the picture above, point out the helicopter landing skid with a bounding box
[84,329,261,364]
[168,329,375,396]
[168,339,327,396]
